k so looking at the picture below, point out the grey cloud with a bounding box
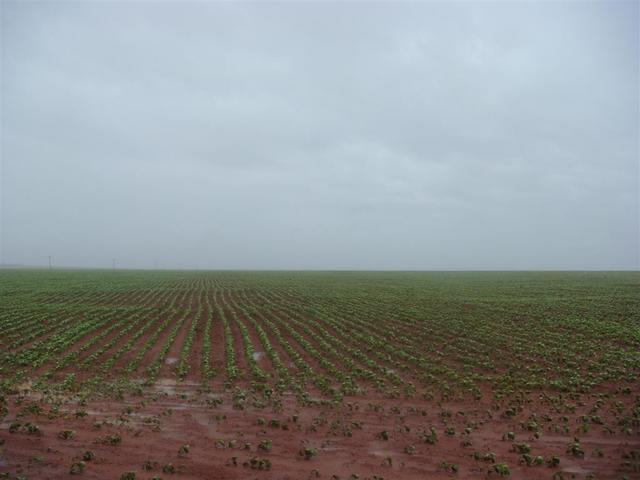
[1,1,638,270]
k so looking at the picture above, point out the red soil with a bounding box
[1,382,637,480]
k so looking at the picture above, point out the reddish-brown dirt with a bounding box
[2,272,639,479]
[1,382,638,480]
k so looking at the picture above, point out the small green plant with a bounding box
[258,439,272,452]
[474,451,496,463]
[421,427,438,444]
[566,440,584,457]
[244,457,271,470]
[101,433,122,445]
[25,423,40,435]
[493,463,510,476]
[440,461,459,473]
[69,461,85,474]
[177,444,190,457]
[300,447,318,460]
[546,456,560,467]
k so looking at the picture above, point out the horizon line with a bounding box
[1,265,638,274]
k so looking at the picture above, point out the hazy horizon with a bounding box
[2,1,638,271]
[3,264,640,273]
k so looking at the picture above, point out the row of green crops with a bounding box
[0,269,637,403]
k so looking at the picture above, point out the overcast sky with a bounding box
[1,1,638,270]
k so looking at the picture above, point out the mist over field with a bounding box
[1,4,639,478]
[1,1,638,270]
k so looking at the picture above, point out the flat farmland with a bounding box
[0,270,638,479]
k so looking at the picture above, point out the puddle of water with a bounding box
[16,381,34,392]
[152,378,201,396]
[154,378,179,395]
[79,410,103,416]
[563,466,592,474]
[165,357,178,365]
[157,378,177,386]
[370,449,392,457]
[541,436,623,446]
[253,351,265,361]
[193,413,219,426]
